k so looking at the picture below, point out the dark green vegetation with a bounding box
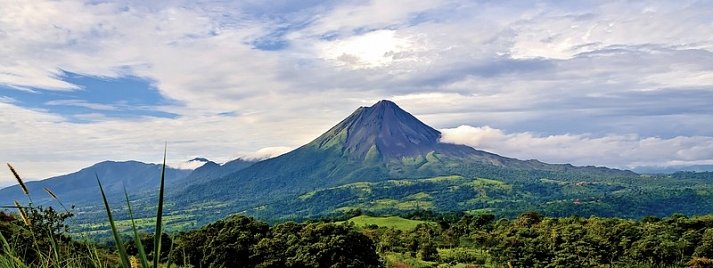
[0,200,382,267]
[0,205,115,266]
[257,171,713,221]
[7,205,713,267]
[170,215,380,267]
[359,212,713,268]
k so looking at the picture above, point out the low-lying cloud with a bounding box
[238,146,293,161]
[440,125,713,169]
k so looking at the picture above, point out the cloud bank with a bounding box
[441,125,713,169]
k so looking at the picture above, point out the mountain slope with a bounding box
[0,161,192,206]
[253,172,713,221]
[314,100,442,160]
[180,100,635,212]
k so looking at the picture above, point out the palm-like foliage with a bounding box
[97,147,168,268]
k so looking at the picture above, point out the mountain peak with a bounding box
[370,99,398,108]
[311,100,441,160]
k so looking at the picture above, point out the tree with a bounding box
[694,229,713,258]
[170,215,269,267]
[285,223,380,268]
[418,241,439,261]
[26,206,73,240]
[252,221,303,268]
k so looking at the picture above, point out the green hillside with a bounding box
[247,172,713,221]
[68,171,713,239]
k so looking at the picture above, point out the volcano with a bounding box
[309,100,527,166]
[313,100,442,160]
[181,100,635,207]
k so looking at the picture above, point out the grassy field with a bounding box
[383,253,437,268]
[438,247,494,267]
[345,215,431,231]
[384,247,493,268]
[73,214,197,237]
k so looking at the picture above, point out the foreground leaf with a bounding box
[97,175,131,268]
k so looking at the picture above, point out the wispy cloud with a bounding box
[45,99,118,111]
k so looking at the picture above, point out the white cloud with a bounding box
[170,158,210,170]
[237,146,293,160]
[0,0,284,113]
[440,125,713,169]
[297,0,447,36]
[509,1,713,59]
[319,30,427,69]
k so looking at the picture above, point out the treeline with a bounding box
[5,206,713,267]
[159,210,713,267]
[364,211,713,267]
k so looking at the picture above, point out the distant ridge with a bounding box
[0,161,192,206]
[632,164,713,174]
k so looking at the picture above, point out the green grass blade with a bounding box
[124,186,150,268]
[86,243,107,268]
[166,235,176,268]
[0,232,27,268]
[47,228,62,268]
[153,145,167,267]
[96,175,131,268]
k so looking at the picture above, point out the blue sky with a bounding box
[1,0,712,183]
[0,71,177,122]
